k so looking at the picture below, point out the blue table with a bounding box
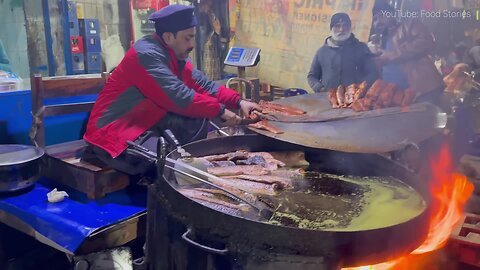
[0,178,146,254]
[0,89,149,255]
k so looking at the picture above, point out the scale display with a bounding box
[224,47,260,67]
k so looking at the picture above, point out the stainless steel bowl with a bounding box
[0,144,44,192]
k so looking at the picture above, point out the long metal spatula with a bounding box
[160,130,273,214]
[126,140,274,220]
[165,158,274,218]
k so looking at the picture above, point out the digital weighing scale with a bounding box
[224,47,261,101]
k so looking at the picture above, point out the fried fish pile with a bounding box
[328,80,416,112]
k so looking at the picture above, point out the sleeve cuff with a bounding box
[218,104,226,117]
[313,83,325,93]
[236,98,243,108]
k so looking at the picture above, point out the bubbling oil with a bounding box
[332,175,426,231]
[269,173,427,231]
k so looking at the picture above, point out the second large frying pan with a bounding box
[248,93,446,153]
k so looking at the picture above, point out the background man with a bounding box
[307,13,378,92]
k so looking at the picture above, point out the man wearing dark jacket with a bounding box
[307,13,378,92]
[83,4,259,175]
[372,2,444,103]
[464,38,480,82]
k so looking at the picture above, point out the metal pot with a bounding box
[0,144,44,192]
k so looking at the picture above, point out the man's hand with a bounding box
[239,100,261,117]
[375,49,396,65]
[220,109,243,126]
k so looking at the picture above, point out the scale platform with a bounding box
[224,47,260,67]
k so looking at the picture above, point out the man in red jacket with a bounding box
[83,4,259,175]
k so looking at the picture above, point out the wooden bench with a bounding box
[30,73,130,199]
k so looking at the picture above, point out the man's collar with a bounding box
[325,34,356,48]
[151,33,186,72]
[152,33,182,62]
[153,33,168,48]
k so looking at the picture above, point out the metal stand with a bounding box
[238,66,246,97]
[226,76,256,101]
[224,47,261,102]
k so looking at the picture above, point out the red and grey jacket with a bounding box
[84,34,241,158]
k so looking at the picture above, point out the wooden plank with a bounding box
[45,140,86,158]
[43,157,129,199]
[45,140,104,171]
[47,160,103,174]
[42,75,105,98]
[44,102,94,117]
[43,148,130,199]
[72,160,103,172]
[77,212,146,254]
[61,158,103,171]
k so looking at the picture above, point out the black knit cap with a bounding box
[330,13,351,30]
[149,4,197,34]
[372,1,395,16]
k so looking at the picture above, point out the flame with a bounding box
[343,144,474,270]
[342,261,400,270]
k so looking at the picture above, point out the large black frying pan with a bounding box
[156,134,432,267]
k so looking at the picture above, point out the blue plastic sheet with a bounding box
[0,178,146,253]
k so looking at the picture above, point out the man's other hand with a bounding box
[220,109,243,126]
